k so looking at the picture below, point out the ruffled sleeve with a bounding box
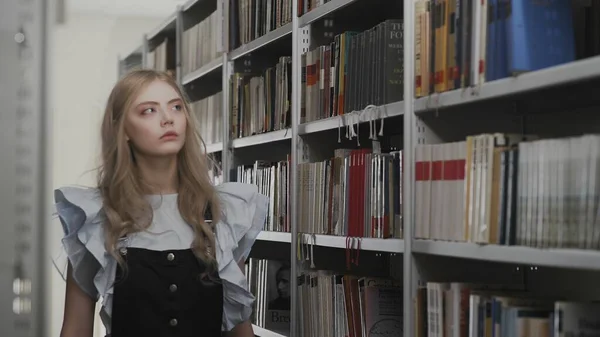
[214,182,269,331]
[51,186,118,323]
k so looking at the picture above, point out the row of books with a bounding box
[297,0,331,17]
[417,282,600,337]
[144,0,600,99]
[208,161,223,186]
[413,0,581,97]
[192,91,223,146]
[297,272,402,337]
[246,258,291,336]
[182,10,223,76]
[205,130,600,250]
[147,38,175,76]
[416,133,600,251]
[301,19,403,124]
[228,0,293,50]
[236,159,290,233]
[573,1,600,60]
[230,56,292,139]
[120,54,143,75]
[297,149,403,239]
[247,262,599,337]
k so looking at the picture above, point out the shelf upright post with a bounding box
[175,6,183,85]
[222,54,233,182]
[290,0,301,336]
[217,0,232,183]
[221,0,234,183]
[0,0,50,335]
[220,0,228,54]
[117,54,122,77]
[142,34,149,68]
[403,0,416,336]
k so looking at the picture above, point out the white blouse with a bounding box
[52,182,269,334]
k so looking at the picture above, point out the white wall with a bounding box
[49,13,163,337]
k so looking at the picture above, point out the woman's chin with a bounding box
[139,144,184,158]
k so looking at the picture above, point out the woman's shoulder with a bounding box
[54,185,104,235]
[212,182,270,331]
[214,182,269,224]
[52,185,111,302]
[213,182,269,263]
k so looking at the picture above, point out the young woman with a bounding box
[53,69,268,337]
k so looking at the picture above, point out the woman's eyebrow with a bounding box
[136,100,158,106]
[136,98,182,106]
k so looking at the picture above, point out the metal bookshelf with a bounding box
[228,24,292,60]
[182,56,223,85]
[297,0,357,27]
[1,0,50,335]
[414,55,600,113]
[307,235,404,253]
[257,231,292,244]
[412,240,600,271]
[120,0,600,336]
[204,142,223,154]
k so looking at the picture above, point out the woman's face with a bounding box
[124,79,187,158]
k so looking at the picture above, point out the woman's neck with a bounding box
[135,155,179,194]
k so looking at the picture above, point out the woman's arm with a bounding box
[59,263,96,337]
[228,320,255,337]
[225,259,255,337]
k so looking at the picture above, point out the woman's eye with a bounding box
[173,104,183,111]
[142,107,155,114]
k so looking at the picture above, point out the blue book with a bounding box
[496,0,509,79]
[486,0,497,81]
[506,0,576,74]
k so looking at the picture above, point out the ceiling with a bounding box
[68,0,188,17]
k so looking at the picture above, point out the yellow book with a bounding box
[435,0,448,93]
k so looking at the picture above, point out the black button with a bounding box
[167,253,175,261]
[170,318,178,326]
[169,284,178,292]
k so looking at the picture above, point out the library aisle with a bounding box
[119,0,600,336]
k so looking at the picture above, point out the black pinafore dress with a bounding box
[108,208,223,337]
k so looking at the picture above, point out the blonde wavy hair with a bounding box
[97,69,221,274]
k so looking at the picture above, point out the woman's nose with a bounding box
[161,109,174,126]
